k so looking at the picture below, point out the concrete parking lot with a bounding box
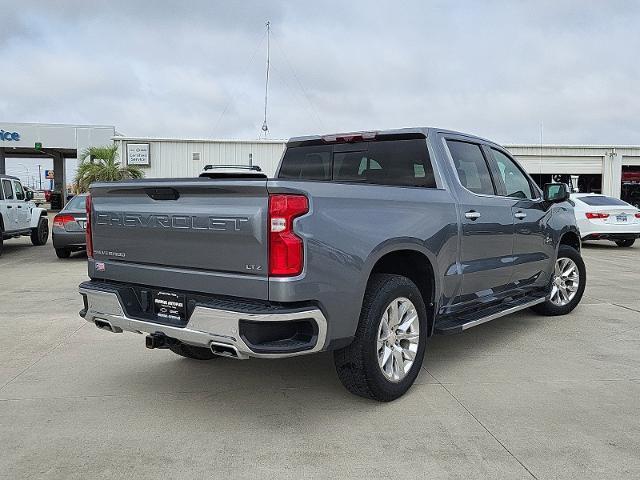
[1,225,639,480]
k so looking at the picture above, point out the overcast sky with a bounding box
[2,0,639,145]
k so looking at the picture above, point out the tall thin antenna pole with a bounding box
[261,21,271,138]
[540,121,544,177]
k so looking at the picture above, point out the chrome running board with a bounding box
[435,296,546,335]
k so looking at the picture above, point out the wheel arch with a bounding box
[30,207,48,228]
[559,229,581,253]
[365,245,438,336]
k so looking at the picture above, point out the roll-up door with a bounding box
[514,156,603,175]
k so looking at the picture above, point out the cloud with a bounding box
[1,0,639,144]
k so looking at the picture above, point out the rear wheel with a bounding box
[333,274,427,402]
[31,217,49,246]
[532,245,586,316]
[55,248,71,259]
[169,343,219,360]
[615,239,635,248]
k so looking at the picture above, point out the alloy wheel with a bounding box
[550,257,580,306]
[376,297,420,382]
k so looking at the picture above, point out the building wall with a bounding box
[115,137,286,178]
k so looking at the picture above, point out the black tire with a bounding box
[531,245,586,316]
[615,239,635,248]
[333,274,427,402]
[55,248,71,259]
[31,217,49,246]
[0,228,3,257]
[169,343,219,360]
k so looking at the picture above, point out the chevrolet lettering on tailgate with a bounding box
[95,212,249,231]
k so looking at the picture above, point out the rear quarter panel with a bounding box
[267,180,459,342]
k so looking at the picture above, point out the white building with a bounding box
[113,136,286,179]
[506,144,640,199]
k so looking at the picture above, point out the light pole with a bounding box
[38,164,42,190]
[14,163,31,185]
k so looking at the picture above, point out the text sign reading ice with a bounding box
[127,143,150,166]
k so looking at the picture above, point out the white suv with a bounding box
[0,175,50,255]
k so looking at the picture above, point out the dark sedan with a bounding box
[52,193,88,258]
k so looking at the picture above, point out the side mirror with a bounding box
[25,191,34,201]
[543,183,569,203]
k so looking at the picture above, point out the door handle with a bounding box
[6,205,12,209]
[465,210,481,220]
[17,205,23,208]
[514,212,527,220]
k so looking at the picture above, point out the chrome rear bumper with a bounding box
[79,286,327,359]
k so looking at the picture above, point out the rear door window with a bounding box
[278,138,435,187]
[2,180,14,200]
[446,140,495,195]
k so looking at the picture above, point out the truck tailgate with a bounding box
[90,179,268,280]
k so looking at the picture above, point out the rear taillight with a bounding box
[53,214,74,228]
[635,213,640,219]
[268,194,309,276]
[585,212,609,219]
[86,194,93,259]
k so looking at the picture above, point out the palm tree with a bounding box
[75,145,144,192]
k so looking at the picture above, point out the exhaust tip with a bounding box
[210,342,241,359]
[95,319,123,333]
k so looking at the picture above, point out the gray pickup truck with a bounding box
[79,128,586,401]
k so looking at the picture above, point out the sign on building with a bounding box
[126,143,150,166]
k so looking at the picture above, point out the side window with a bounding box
[446,140,495,195]
[2,180,14,200]
[490,149,534,199]
[13,181,25,201]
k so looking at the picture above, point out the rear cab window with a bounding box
[278,135,436,188]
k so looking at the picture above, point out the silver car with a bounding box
[52,194,88,258]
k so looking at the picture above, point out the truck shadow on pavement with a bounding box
[108,310,550,420]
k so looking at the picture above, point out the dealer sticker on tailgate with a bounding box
[154,291,186,321]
